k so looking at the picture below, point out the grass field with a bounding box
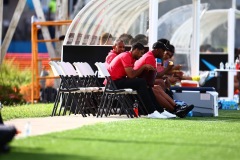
[1,110,240,160]
[1,103,53,121]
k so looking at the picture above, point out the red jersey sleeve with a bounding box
[120,52,134,68]
[145,56,157,68]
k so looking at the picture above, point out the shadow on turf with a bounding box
[47,135,237,148]
[0,147,94,160]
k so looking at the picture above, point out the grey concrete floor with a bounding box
[5,115,130,138]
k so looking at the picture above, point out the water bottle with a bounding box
[187,111,193,117]
[25,121,31,137]
[156,58,162,72]
[133,100,139,117]
[235,57,240,69]
[230,63,235,70]
[218,101,222,109]
[233,94,239,104]
[219,62,224,70]
[225,62,229,70]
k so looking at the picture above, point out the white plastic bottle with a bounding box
[219,62,224,70]
[225,62,229,70]
[230,63,235,70]
[25,121,31,137]
[233,94,239,104]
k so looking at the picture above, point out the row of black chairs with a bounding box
[48,61,148,118]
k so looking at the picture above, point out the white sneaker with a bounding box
[148,110,167,119]
[199,71,209,86]
[161,110,176,118]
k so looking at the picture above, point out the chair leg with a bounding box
[73,92,82,115]
[62,93,70,116]
[85,92,96,116]
[97,93,108,117]
[107,96,117,115]
[105,94,114,117]
[73,93,87,117]
[136,94,148,116]
[51,91,61,116]
[117,95,131,118]
[122,94,135,118]
[96,94,105,117]
[80,93,91,116]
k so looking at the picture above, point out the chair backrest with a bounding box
[57,61,83,88]
[73,62,87,77]
[95,62,110,77]
[73,62,96,76]
[49,61,65,76]
[57,62,78,76]
[84,62,96,76]
[74,62,102,87]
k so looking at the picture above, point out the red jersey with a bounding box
[156,64,164,72]
[105,50,118,69]
[134,51,156,70]
[108,51,135,80]
[134,51,158,87]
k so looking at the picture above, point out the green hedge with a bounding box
[0,60,31,105]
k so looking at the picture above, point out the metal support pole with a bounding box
[148,0,158,48]
[191,0,200,76]
[228,8,235,100]
[232,0,236,9]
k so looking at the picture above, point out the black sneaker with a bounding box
[175,104,194,118]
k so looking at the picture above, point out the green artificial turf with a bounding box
[1,110,240,160]
[1,103,53,121]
